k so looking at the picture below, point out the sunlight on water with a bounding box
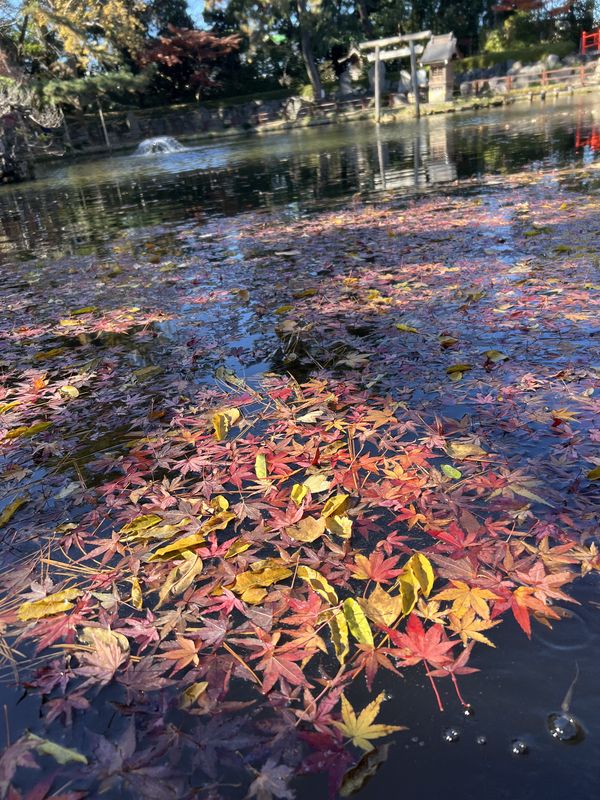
[0,95,598,262]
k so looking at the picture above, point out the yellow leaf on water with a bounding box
[286,516,326,543]
[210,495,229,512]
[212,407,241,441]
[18,588,81,621]
[446,364,472,375]
[0,400,20,415]
[291,483,308,506]
[232,563,292,595]
[180,681,209,709]
[28,734,87,765]
[275,304,293,315]
[225,537,252,558]
[334,693,405,752]
[130,577,143,610]
[361,584,403,627]
[0,495,29,528]
[439,335,458,348]
[33,348,64,361]
[201,510,237,534]
[5,422,52,439]
[149,533,207,561]
[322,494,350,518]
[120,514,162,537]
[343,598,374,646]
[59,385,79,398]
[79,626,129,653]
[255,453,268,480]
[329,610,349,665]
[158,553,204,606]
[484,350,508,363]
[587,465,600,481]
[325,514,352,539]
[303,473,331,493]
[59,319,80,327]
[395,323,418,334]
[71,306,97,315]
[406,553,435,597]
[446,441,487,460]
[397,575,417,616]
[297,566,338,605]
[133,366,162,381]
[241,586,268,604]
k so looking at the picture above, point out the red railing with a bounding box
[581,29,600,55]
[575,126,600,152]
[460,61,598,97]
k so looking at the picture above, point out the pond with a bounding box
[0,93,598,262]
[0,95,599,800]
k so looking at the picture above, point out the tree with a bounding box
[139,25,241,100]
[142,0,194,35]
[6,1,148,74]
[204,0,332,99]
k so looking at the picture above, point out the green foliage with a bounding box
[41,70,154,110]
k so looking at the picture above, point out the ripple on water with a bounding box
[532,610,592,652]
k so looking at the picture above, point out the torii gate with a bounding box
[359,31,431,122]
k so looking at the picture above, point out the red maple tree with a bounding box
[140,25,241,98]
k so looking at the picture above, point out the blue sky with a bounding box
[188,1,205,25]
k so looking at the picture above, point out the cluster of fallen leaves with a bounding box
[0,168,599,799]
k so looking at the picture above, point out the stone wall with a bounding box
[64,96,309,153]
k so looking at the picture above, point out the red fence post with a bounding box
[580,65,585,86]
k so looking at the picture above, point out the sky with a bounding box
[188,1,206,26]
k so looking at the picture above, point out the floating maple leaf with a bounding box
[334,693,405,752]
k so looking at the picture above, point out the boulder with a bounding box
[545,54,561,69]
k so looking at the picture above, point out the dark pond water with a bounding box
[0,93,599,263]
[1,95,600,800]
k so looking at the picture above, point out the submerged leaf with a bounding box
[28,734,88,765]
[0,495,29,528]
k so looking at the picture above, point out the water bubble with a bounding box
[411,736,419,743]
[463,704,475,717]
[476,735,487,745]
[511,739,529,756]
[443,727,461,743]
[547,713,584,744]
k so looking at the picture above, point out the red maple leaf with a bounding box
[382,615,458,710]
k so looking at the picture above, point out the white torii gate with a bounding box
[359,31,431,122]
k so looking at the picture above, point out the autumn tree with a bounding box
[4,1,148,74]
[139,25,241,100]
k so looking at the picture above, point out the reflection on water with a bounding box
[0,95,598,262]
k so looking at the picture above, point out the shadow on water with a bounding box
[0,94,598,262]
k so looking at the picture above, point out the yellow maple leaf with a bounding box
[447,610,499,647]
[435,580,499,618]
[334,693,406,751]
